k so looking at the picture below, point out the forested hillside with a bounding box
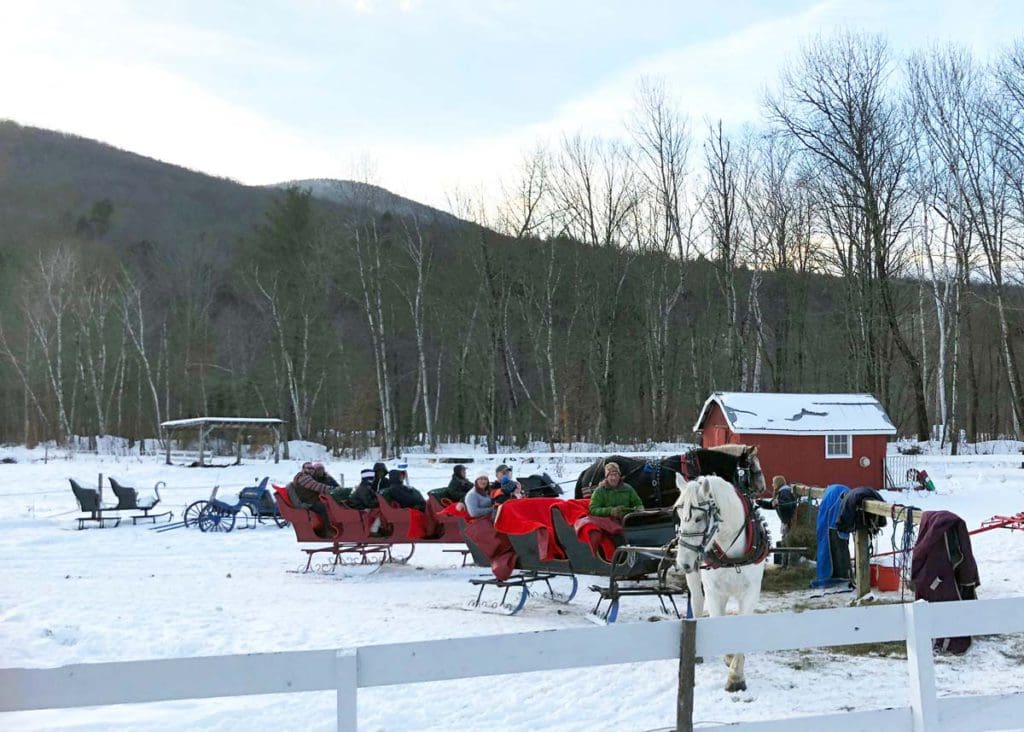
[2,33,1023,454]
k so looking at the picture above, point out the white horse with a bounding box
[673,473,770,692]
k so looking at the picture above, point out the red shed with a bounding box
[694,392,896,490]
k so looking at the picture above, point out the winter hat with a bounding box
[454,464,466,476]
[360,469,374,481]
[496,464,511,474]
[605,462,621,476]
[373,462,387,474]
[476,471,490,482]
[397,461,409,471]
[772,475,786,491]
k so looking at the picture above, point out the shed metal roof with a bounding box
[694,392,896,435]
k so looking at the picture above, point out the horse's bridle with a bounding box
[735,454,763,495]
[675,499,722,572]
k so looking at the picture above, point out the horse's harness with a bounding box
[676,486,771,570]
[679,449,764,495]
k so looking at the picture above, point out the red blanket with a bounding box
[573,515,623,561]
[494,498,566,561]
[438,503,471,519]
[463,517,517,581]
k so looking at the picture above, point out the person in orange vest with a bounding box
[490,464,523,505]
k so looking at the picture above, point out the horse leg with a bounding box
[725,564,765,693]
[684,571,705,618]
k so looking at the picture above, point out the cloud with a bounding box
[0,53,329,184]
[2,0,1022,215]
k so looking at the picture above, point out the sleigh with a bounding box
[460,498,684,621]
[273,486,469,572]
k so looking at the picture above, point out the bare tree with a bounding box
[907,45,984,448]
[768,31,929,439]
[630,79,694,434]
[552,135,639,440]
[703,121,748,389]
[349,217,396,457]
[398,219,436,451]
[119,271,164,443]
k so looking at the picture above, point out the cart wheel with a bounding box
[198,505,235,533]
[183,500,209,528]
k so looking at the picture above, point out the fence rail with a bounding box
[2,598,1023,730]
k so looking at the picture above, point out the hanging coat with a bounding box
[911,510,980,654]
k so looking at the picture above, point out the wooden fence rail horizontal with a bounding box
[2,598,1023,731]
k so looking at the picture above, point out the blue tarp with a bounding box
[812,484,851,588]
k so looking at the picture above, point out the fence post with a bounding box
[676,619,697,732]
[337,651,358,728]
[336,649,358,732]
[904,601,938,732]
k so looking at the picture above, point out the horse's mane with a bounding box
[706,444,753,458]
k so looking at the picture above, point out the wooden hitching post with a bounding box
[854,528,872,599]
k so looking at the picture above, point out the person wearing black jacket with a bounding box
[429,464,472,503]
[347,468,379,511]
[383,469,426,511]
[372,462,389,493]
[757,475,798,539]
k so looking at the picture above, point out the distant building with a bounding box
[693,392,896,490]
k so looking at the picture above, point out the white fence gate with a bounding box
[2,598,1023,731]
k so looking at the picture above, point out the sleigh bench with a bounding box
[69,479,121,529]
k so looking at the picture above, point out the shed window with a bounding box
[825,434,852,459]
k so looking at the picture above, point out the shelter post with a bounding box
[165,438,171,466]
[273,428,280,463]
[197,426,206,467]
[234,428,242,466]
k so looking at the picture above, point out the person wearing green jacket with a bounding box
[588,462,643,521]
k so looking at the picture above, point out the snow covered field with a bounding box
[1,445,1024,731]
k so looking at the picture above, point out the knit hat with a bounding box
[360,469,374,481]
[605,462,621,475]
[397,461,409,471]
[476,471,490,482]
[772,475,786,490]
[453,464,466,476]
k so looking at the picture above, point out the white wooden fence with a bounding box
[2,598,1023,731]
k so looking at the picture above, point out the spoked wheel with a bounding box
[198,504,235,533]
[183,500,209,528]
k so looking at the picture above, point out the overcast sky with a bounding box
[2,0,1022,210]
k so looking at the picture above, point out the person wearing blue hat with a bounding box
[491,464,522,505]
